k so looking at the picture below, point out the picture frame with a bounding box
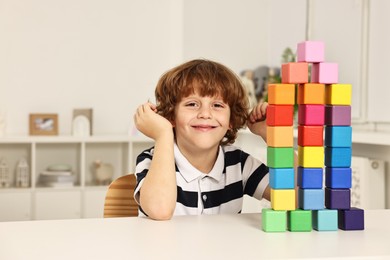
[29,114,58,136]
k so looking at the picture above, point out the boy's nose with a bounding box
[197,107,212,119]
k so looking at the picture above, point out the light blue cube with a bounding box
[298,188,324,210]
[269,168,295,189]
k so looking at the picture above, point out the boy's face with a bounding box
[173,90,231,152]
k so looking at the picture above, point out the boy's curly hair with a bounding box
[155,59,249,145]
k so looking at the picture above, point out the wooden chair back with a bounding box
[103,174,138,218]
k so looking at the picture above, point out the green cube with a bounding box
[288,209,312,232]
[267,147,294,168]
[262,208,287,232]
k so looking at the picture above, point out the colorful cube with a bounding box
[267,126,294,147]
[288,209,312,232]
[325,167,352,189]
[298,146,324,168]
[325,187,351,209]
[268,84,295,105]
[298,83,325,105]
[266,105,294,126]
[267,147,294,168]
[297,41,325,62]
[311,62,338,84]
[271,189,296,210]
[312,209,338,231]
[326,84,352,105]
[269,168,295,189]
[298,188,324,210]
[297,167,323,189]
[262,208,287,232]
[338,207,365,230]
[298,125,324,146]
[298,105,325,126]
[325,126,352,147]
[281,62,309,84]
[325,105,351,126]
[325,147,352,167]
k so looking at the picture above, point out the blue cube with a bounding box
[325,167,352,188]
[325,126,352,147]
[269,168,295,189]
[325,147,352,167]
[297,167,323,189]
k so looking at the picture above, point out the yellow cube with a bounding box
[267,126,294,147]
[271,189,296,210]
[298,146,324,167]
[325,84,352,105]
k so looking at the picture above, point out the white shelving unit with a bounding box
[0,135,154,221]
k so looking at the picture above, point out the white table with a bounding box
[1,210,390,260]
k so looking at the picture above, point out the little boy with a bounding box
[133,59,270,220]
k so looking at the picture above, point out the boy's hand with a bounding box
[247,102,268,140]
[134,102,173,141]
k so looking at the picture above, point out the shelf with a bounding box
[351,131,390,146]
[0,135,154,221]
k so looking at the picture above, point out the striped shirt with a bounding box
[134,143,269,216]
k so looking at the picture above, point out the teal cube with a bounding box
[288,209,312,232]
[312,209,338,231]
[262,208,287,232]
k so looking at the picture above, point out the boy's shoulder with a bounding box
[221,144,249,157]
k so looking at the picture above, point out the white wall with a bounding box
[0,0,181,135]
[1,0,390,136]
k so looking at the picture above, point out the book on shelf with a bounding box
[38,170,75,187]
[40,170,73,176]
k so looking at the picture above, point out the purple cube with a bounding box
[325,105,351,126]
[325,187,350,209]
[338,207,365,230]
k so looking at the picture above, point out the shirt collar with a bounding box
[174,143,224,183]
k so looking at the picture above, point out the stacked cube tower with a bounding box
[262,40,365,232]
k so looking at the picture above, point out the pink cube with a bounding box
[297,41,325,62]
[311,63,338,84]
[298,104,325,126]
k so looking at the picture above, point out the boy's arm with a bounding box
[134,102,177,220]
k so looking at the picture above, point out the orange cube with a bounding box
[268,84,295,105]
[298,83,325,104]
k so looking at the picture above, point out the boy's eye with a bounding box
[213,102,225,108]
[185,102,198,107]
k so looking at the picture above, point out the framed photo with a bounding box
[29,114,58,136]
